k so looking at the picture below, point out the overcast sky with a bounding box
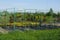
[0,0,60,12]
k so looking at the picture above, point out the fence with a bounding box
[0,8,60,30]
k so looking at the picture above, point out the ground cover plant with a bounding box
[0,28,60,40]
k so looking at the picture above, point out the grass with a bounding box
[0,28,60,40]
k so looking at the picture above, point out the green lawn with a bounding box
[0,28,60,40]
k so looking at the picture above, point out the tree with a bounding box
[57,12,60,17]
[9,14,14,23]
[46,8,53,16]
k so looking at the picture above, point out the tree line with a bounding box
[0,8,60,24]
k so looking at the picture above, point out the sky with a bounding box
[0,0,60,12]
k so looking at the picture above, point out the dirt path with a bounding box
[0,27,8,34]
